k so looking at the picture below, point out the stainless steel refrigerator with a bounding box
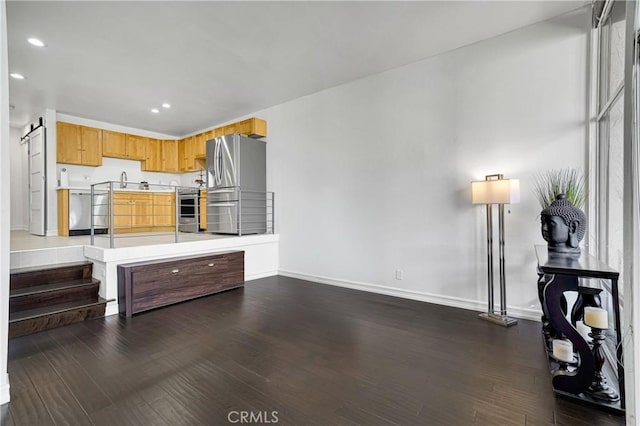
[206,133,267,234]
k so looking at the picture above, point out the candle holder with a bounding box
[551,339,577,373]
[552,355,577,374]
[586,327,620,402]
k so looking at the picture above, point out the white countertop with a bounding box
[56,186,183,193]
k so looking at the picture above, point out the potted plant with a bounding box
[533,168,585,210]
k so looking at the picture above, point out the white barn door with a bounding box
[28,127,46,236]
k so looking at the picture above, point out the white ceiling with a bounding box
[7,1,584,137]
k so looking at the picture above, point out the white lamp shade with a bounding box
[471,178,520,205]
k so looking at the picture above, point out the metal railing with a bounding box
[89,182,274,248]
[205,190,275,236]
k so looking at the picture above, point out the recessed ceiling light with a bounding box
[10,73,25,80]
[151,108,159,113]
[162,103,171,109]
[27,38,45,47]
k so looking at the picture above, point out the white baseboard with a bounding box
[45,229,58,237]
[246,270,278,281]
[105,301,119,317]
[279,270,542,322]
[0,374,10,405]
[10,225,28,231]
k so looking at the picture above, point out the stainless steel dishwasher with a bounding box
[69,190,109,236]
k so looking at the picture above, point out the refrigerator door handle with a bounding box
[213,139,220,186]
[213,138,218,186]
[216,139,223,186]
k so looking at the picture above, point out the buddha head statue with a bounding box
[540,194,586,255]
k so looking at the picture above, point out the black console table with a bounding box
[535,245,624,414]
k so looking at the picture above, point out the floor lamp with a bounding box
[471,174,520,327]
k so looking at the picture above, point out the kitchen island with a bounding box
[56,186,203,236]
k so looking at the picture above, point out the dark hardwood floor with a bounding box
[3,276,625,425]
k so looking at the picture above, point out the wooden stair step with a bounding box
[10,278,100,297]
[9,279,101,313]
[9,297,108,338]
[10,261,93,290]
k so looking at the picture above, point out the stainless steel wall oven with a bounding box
[178,188,199,233]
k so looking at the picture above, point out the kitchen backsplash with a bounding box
[57,157,186,188]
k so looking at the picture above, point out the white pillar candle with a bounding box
[576,320,592,342]
[552,339,574,363]
[584,307,609,329]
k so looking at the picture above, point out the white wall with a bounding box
[0,0,11,404]
[256,9,590,318]
[9,126,28,231]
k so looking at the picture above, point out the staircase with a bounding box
[9,261,107,338]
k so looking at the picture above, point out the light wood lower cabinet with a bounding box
[130,194,153,229]
[112,191,174,233]
[153,193,176,229]
[57,190,177,235]
[199,190,207,230]
[112,192,133,231]
[57,189,70,236]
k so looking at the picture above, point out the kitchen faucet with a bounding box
[120,171,127,189]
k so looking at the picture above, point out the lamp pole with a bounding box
[474,174,518,327]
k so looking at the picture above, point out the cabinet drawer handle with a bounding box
[208,263,215,267]
[171,269,180,274]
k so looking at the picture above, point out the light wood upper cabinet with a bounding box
[179,137,198,172]
[236,120,252,135]
[204,129,215,142]
[80,126,103,166]
[193,133,206,158]
[218,118,267,138]
[57,117,266,171]
[162,140,179,172]
[144,138,181,173]
[56,122,102,166]
[222,123,236,136]
[125,134,147,160]
[244,118,267,138]
[178,138,187,171]
[143,138,163,171]
[57,122,82,164]
[102,130,127,158]
[103,131,146,160]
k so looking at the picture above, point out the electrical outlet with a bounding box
[395,269,403,280]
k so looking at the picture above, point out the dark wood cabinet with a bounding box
[117,251,244,317]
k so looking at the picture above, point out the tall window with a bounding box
[591,1,640,418]
[592,0,627,289]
